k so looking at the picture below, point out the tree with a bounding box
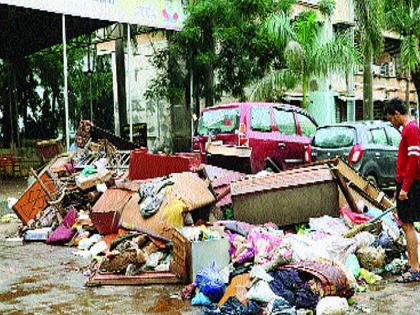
[0,36,113,147]
[251,7,357,108]
[354,0,385,120]
[146,0,295,110]
[385,0,420,106]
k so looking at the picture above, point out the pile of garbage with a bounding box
[175,204,407,315]
[5,121,418,314]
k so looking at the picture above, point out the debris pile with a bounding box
[5,122,416,313]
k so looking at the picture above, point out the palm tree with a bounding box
[354,0,385,120]
[251,9,357,109]
[385,0,420,106]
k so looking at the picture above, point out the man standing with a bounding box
[385,98,420,282]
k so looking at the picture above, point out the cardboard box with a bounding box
[171,228,231,283]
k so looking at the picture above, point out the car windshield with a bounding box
[197,107,240,136]
[313,126,356,148]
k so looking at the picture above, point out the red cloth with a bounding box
[340,206,373,225]
[396,120,420,192]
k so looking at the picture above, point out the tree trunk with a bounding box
[302,76,309,109]
[203,25,215,107]
[363,51,374,120]
[405,69,411,106]
[412,70,420,105]
[115,24,127,136]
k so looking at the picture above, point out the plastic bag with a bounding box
[191,292,212,306]
[163,197,187,227]
[249,265,274,282]
[316,296,349,315]
[356,246,386,270]
[246,280,278,303]
[345,254,361,278]
[359,268,382,284]
[195,262,226,303]
[309,215,349,235]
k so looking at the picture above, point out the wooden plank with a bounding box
[86,271,181,286]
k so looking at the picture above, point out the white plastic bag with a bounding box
[246,280,277,303]
[316,296,349,315]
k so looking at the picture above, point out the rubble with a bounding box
[5,120,413,314]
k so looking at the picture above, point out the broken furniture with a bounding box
[129,149,201,180]
[13,170,58,225]
[206,143,252,174]
[231,165,339,226]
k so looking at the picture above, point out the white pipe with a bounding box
[62,14,70,150]
[127,24,133,142]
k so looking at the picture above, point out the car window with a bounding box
[251,106,272,132]
[274,109,296,135]
[296,113,317,137]
[386,126,401,147]
[370,128,388,145]
[198,107,240,136]
[313,126,356,148]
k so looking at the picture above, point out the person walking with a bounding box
[385,98,420,282]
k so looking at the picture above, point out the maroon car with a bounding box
[193,102,318,173]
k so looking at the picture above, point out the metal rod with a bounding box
[127,23,133,142]
[62,15,70,150]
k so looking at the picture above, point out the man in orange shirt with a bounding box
[385,98,420,282]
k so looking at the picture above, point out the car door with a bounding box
[385,125,401,184]
[271,108,303,169]
[368,127,391,185]
[247,105,278,173]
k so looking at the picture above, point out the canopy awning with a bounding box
[0,0,187,59]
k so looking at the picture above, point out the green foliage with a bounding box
[0,36,113,146]
[146,0,292,105]
[385,0,420,71]
[318,0,336,17]
[253,10,357,107]
[354,0,385,58]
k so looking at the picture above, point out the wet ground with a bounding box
[0,236,199,315]
[1,178,420,314]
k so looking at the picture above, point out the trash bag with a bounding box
[246,280,278,303]
[316,296,349,315]
[191,292,212,306]
[356,246,386,270]
[249,265,273,282]
[163,197,187,227]
[309,215,349,235]
[345,254,361,278]
[195,262,226,303]
[359,268,382,284]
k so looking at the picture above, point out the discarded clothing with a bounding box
[201,297,259,315]
[138,177,174,218]
[268,298,297,315]
[294,287,319,309]
[46,208,77,244]
[220,297,259,315]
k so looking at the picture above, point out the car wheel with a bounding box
[367,174,378,188]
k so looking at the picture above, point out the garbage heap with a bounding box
[8,125,413,314]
